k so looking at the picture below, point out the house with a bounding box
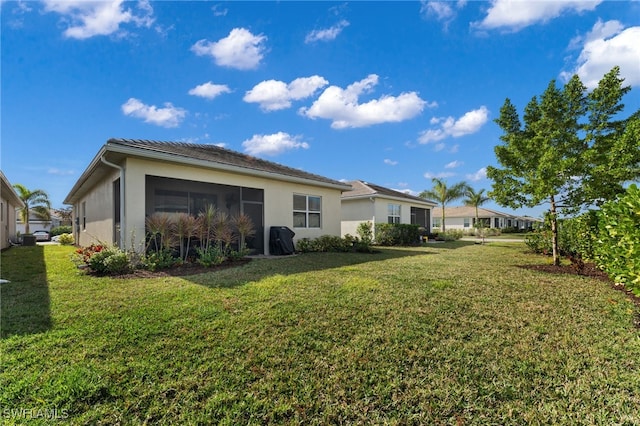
[63,138,352,255]
[1,170,25,250]
[16,211,61,235]
[341,180,437,238]
[431,206,541,231]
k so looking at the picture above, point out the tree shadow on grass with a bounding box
[182,243,473,289]
[1,246,51,338]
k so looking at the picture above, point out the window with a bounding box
[464,217,470,228]
[293,194,321,228]
[433,218,441,228]
[387,204,401,224]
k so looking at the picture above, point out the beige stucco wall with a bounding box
[118,158,344,254]
[1,195,19,250]
[73,169,120,248]
[341,197,433,238]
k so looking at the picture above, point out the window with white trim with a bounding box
[388,203,401,224]
[293,194,321,228]
[464,217,470,228]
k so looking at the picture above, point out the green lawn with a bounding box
[1,243,639,424]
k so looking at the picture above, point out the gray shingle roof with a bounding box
[342,180,436,205]
[107,138,350,188]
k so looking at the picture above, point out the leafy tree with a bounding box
[12,184,51,234]
[420,178,471,232]
[464,188,490,228]
[487,67,638,266]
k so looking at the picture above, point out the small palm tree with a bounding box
[232,213,256,252]
[464,188,490,229]
[419,178,471,232]
[13,184,51,234]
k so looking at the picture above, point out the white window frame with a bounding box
[387,203,401,224]
[293,194,322,229]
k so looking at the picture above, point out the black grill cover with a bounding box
[269,226,295,255]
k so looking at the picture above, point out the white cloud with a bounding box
[211,4,228,17]
[419,106,489,144]
[445,160,463,169]
[188,82,231,100]
[242,132,310,156]
[305,20,350,43]
[244,76,328,111]
[562,20,640,89]
[43,0,154,39]
[47,168,75,176]
[474,0,601,31]
[300,74,429,129]
[384,159,399,166]
[121,98,186,128]
[424,171,456,179]
[466,167,487,182]
[191,28,266,70]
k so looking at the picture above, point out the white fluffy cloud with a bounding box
[419,106,489,144]
[445,160,463,169]
[474,0,601,31]
[121,98,186,128]
[424,171,456,179]
[305,20,349,43]
[300,74,429,129]
[191,28,266,70]
[466,167,488,182]
[242,132,310,156]
[43,0,154,39]
[244,76,329,111]
[562,20,640,89]
[384,159,399,166]
[188,82,231,100]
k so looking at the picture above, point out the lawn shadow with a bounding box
[1,246,52,338]
[182,243,470,289]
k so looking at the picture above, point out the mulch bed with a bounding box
[98,258,252,279]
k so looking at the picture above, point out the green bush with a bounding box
[142,249,179,271]
[196,246,226,267]
[57,233,74,245]
[87,246,132,275]
[524,229,552,255]
[593,184,640,294]
[440,229,464,241]
[375,223,420,246]
[50,225,72,236]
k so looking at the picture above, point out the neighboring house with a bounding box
[1,170,25,249]
[431,206,541,230]
[341,180,437,238]
[64,138,352,255]
[16,211,61,235]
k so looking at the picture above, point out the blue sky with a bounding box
[2,1,639,218]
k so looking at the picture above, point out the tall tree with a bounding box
[464,188,490,227]
[13,184,51,234]
[420,178,471,232]
[487,67,638,266]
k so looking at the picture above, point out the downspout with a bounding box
[100,156,125,249]
[370,197,376,242]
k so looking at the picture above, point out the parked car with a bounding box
[32,230,51,241]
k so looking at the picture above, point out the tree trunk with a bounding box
[550,195,560,266]
[441,205,446,232]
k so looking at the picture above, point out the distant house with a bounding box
[1,171,25,249]
[16,211,61,235]
[431,206,541,230]
[63,139,352,255]
[341,180,437,238]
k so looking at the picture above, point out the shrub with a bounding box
[440,229,464,241]
[142,249,178,272]
[524,229,552,255]
[593,184,640,294]
[57,233,74,245]
[84,246,132,275]
[50,225,72,236]
[375,223,420,246]
[196,246,226,267]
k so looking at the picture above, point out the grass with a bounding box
[1,243,639,424]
